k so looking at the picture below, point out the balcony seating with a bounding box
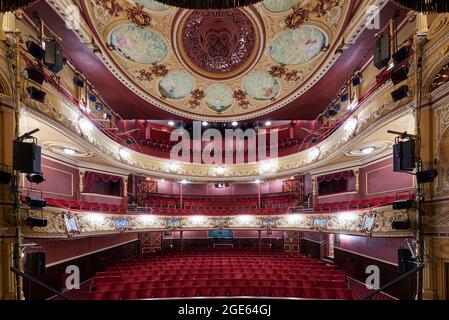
[28,197,127,213]
[313,194,414,212]
[145,194,297,215]
[88,252,353,300]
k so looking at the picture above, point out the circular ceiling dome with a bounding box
[175,9,264,80]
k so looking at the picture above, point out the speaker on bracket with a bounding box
[44,40,64,73]
[398,248,415,273]
[27,66,45,85]
[13,141,42,173]
[393,138,415,172]
[393,46,410,64]
[391,85,409,102]
[26,41,45,61]
[374,33,391,70]
[391,66,409,85]
[26,252,46,276]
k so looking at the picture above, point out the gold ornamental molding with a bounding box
[18,206,415,239]
[20,87,413,182]
[45,0,383,122]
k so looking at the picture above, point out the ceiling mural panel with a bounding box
[85,0,351,120]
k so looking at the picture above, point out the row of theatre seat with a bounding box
[314,194,414,211]
[88,252,353,300]
[22,196,127,213]
[146,195,297,210]
[150,207,285,215]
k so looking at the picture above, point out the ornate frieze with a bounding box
[21,206,414,239]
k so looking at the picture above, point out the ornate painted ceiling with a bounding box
[83,0,353,121]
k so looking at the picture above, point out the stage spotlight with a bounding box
[391,85,409,102]
[340,94,348,102]
[391,65,409,85]
[25,196,47,208]
[393,46,410,64]
[95,103,103,111]
[25,216,48,228]
[74,77,84,88]
[27,87,46,103]
[392,219,411,230]
[26,173,45,184]
[103,113,112,120]
[352,74,361,86]
[417,169,438,184]
[311,136,318,144]
[26,41,45,61]
[89,95,97,102]
[27,66,45,85]
[328,108,338,116]
[333,104,341,111]
[126,138,134,145]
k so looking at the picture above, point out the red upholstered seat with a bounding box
[303,288,320,299]
[335,289,353,300]
[319,288,337,299]
[121,290,139,300]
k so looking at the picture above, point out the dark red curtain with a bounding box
[83,172,124,196]
[317,170,353,183]
[318,170,353,195]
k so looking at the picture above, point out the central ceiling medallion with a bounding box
[174,8,264,80]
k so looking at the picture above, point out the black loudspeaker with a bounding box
[27,66,45,85]
[398,248,414,273]
[13,142,42,173]
[26,252,46,276]
[391,66,409,85]
[392,220,411,230]
[374,33,391,70]
[0,171,11,184]
[391,85,409,102]
[393,46,410,64]
[27,87,46,103]
[417,169,438,184]
[44,40,64,73]
[26,216,48,227]
[26,197,47,208]
[393,139,415,172]
[26,41,45,61]
[393,199,414,210]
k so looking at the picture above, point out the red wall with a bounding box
[334,234,410,265]
[22,156,79,201]
[316,157,414,204]
[360,157,414,198]
[30,233,139,265]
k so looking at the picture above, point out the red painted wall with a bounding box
[334,234,410,264]
[360,158,414,198]
[29,233,139,265]
[22,156,79,201]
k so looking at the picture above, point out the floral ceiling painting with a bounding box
[86,0,351,121]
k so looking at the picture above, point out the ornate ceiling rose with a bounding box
[392,0,449,13]
[153,0,263,9]
[86,0,351,121]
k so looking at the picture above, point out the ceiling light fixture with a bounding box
[232,121,238,127]
[63,148,76,155]
[202,121,209,127]
[180,179,189,184]
[265,121,272,126]
[215,166,225,176]
[168,121,175,126]
[362,147,375,155]
[392,0,449,13]
[152,0,263,9]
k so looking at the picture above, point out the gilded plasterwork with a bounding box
[22,206,414,238]
[83,0,353,120]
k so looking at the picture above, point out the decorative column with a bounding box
[258,183,261,208]
[354,168,360,193]
[78,170,85,198]
[258,230,262,252]
[180,183,183,209]
[311,176,317,207]
[123,176,129,209]
[180,230,184,252]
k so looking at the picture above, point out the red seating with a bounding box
[88,252,353,300]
